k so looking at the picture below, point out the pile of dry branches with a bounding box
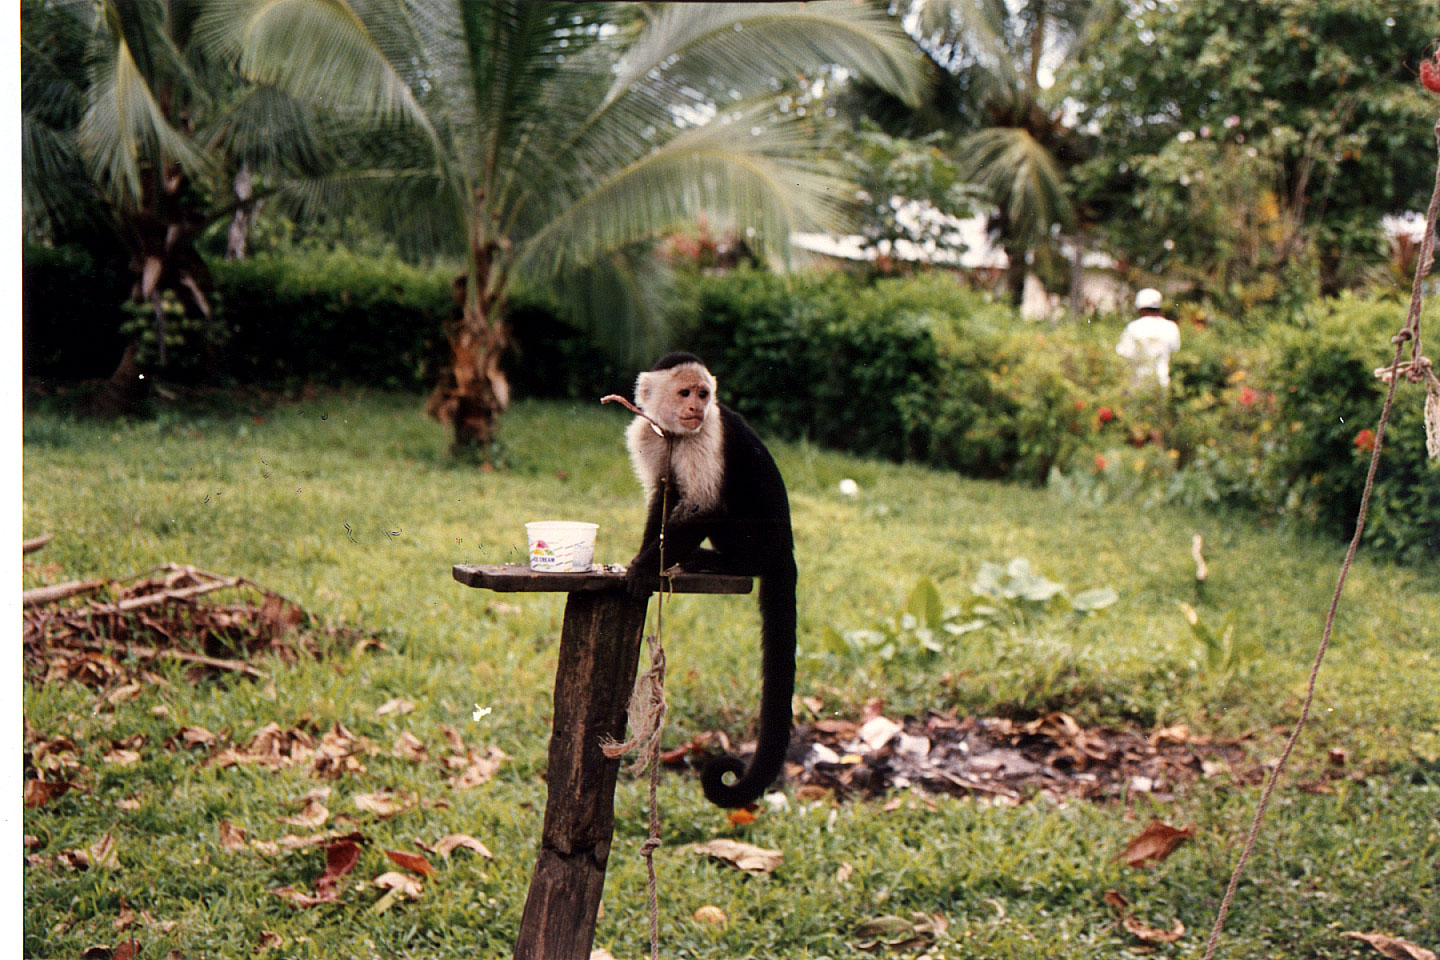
[23,560,369,687]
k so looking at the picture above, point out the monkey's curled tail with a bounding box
[701,562,797,808]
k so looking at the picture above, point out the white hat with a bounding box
[1135,288,1163,310]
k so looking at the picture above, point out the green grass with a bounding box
[22,391,1440,958]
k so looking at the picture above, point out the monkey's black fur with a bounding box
[624,352,797,809]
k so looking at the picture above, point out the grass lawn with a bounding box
[21,390,1440,959]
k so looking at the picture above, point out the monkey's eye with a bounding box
[698,389,709,399]
[679,389,690,398]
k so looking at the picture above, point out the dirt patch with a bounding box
[668,710,1259,804]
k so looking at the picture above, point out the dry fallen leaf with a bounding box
[271,885,339,908]
[373,871,423,898]
[317,839,362,892]
[1123,915,1185,944]
[217,819,249,852]
[854,912,949,952]
[434,834,493,859]
[1341,932,1438,960]
[376,698,415,717]
[89,832,120,870]
[1118,821,1194,868]
[693,905,728,925]
[692,838,783,875]
[276,799,329,830]
[102,749,142,766]
[24,779,78,809]
[392,731,427,761]
[727,807,757,827]
[354,790,416,818]
[836,862,854,884]
[449,746,507,791]
[1103,889,1131,912]
[384,849,435,877]
[173,726,216,749]
[256,930,283,953]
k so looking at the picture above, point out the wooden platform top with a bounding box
[452,563,753,595]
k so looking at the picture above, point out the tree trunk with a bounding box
[425,272,512,451]
[226,164,254,262]
[1003,243,1028,306]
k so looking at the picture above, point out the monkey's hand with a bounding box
[623,560,659,600]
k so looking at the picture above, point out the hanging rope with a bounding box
[597,404,674,960]
[1201,115,1440,960]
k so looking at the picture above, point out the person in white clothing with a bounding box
[1116,288,1181,387]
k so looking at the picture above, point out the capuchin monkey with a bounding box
[622,352,797,809]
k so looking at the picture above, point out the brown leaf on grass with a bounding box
[317,839,361,892]
[438,724,467,754]
[1123,915,1185,943]
[854,912,949,952]
[354,790,416,818]
[258,594,304,634]
[23,834,40,849]
[271,885,339,908]
[276,830,365,851]
[1341,932,1438,960]
[276,799,329,830]
[433,834,493,859]
[392,731,427,761]
[105,682,144,705]
[172,726,216,749]
[113,907,136,931]
[693,905,727,925]
[24,779,78,808]
[117,793,143,811]
[103,749,142,766]
[255,930,283,953]
[113,940,140,960]
[90,832,120,870]
[1118,821,1194,868]
[1103,889,1131,911]
[691,838,783,875]
[727,807,757,827]
[836,862,853,884]
[373,871,423,898]
[449,747,506,791]
[384,849,435,877]
[218,819,249,852]
[376,698,415,717]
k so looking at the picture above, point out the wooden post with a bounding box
[452,564,752,960]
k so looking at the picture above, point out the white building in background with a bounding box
[790,204,1122,319]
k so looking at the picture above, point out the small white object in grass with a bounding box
[472,704,492,722]
[763,791,790,813]
[838,478,860,497]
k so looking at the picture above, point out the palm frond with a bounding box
[77,25,211,206]
[541,246,676,367]
[604,1,926,112]
[513,102,850,282]
[199,0,440,149]
[960,125,1071,241]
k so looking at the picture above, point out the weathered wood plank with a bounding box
[512,590,649,960]
[452,563,751,595]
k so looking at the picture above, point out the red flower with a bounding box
[1094,454,1108,471]
[1238,386,1258,406]
[1422,49,1440,94]
[1097,406,1115,424]
[1353,429,1376,453]
[1074,399,1087,411]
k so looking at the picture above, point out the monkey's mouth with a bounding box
[677,415,704,430]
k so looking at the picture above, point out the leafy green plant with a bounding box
[827,561,1117,665]
[1177,602,1262,679]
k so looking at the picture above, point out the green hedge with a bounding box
[23,244,1435,561]
[680,268,1120,482]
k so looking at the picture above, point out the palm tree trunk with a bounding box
[425,267,512,451]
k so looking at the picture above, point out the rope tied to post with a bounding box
[598,397,673,960]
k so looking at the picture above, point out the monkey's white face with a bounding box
[636,364,717,435]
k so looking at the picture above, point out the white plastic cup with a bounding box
[525,521,599,573]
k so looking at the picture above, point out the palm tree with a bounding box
[851,0,1094,303]
[204,1,925,448]
[22,0,334,408]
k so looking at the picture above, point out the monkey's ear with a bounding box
[634,370,655,408]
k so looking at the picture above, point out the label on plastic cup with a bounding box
[525,521,598,572]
